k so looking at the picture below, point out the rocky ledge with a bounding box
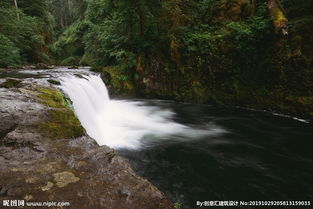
[0,78,174,209]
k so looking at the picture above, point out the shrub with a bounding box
[0,34,21,67]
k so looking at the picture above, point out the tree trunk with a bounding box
[13,0,20,21]
[267,0,288,35]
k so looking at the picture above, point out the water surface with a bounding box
[116,101,313,208]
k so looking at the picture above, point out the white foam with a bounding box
[61,75,226,149]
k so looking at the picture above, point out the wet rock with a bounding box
[47,79,61,85]
[36,63,52,69]
[68,66,78,69]
[0,79,22,88]
[22,63,53,70]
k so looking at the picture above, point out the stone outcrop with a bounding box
[0,78,174,209]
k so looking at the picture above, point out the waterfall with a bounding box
[60,74,225,150]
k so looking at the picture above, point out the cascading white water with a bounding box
[61,74,225,149]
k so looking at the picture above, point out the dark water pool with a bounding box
[117,101,313,209]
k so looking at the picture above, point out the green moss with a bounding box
[37,87,70,108]
[101,66,136,95]
[36,87,84,140]
[38,109,84,140]
[47,79,61,85]
[0,79,22,88]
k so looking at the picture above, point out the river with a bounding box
[1,67,312,209]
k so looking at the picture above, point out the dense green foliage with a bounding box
[48,0,86,33]
[0,0,312,117]
[0,34,21,67]
[0,0,53,67]
[0,0,87,67]
[84,0,164,66]
[49,0,89,65]
[52,20,88,65]
[80,0,313,117]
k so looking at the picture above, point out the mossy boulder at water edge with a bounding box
[37,87,71,108]
[0,79,22,88]
[35,86,84,140]
[0,82,174,209]
[38,109,85,140]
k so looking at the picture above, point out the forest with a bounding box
[0,1,313,208]
[1,0,312,117]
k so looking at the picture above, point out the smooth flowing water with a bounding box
[61,75,226,149]
[118,103,313,208]
[60,74,313,209]
[3,68,312,208]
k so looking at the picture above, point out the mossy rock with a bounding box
[37,87,71,108]
[47,79,61,85]
[38,109,84,140]
[36,87,84,139]
[0,79,22,88]
[102,66,136,96]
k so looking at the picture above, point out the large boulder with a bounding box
[0,79,174,209]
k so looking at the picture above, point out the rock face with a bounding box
[0,79,174,209]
